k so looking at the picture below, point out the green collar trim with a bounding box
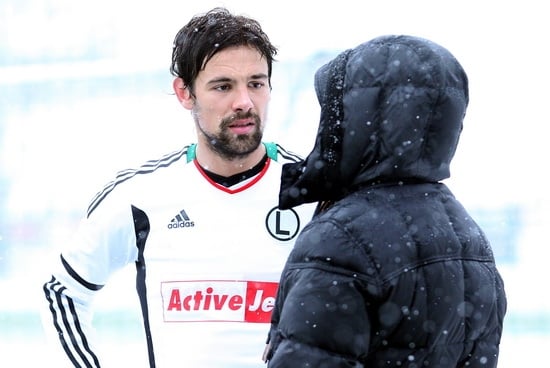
[186,143,197,163]
[264,142,278,161]
[186,142,277,163]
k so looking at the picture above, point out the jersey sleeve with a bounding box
[41,195,139,367]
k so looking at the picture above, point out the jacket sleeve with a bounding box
[41,201,138,367]
[266,219,373,367]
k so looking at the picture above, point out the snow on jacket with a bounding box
[265,35,507,367]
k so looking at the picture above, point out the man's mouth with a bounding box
[228,120,255,134]
[230,119,253,127]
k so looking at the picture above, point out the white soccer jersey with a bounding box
[42,142,315,368]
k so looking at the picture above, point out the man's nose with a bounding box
[232,86,254,111]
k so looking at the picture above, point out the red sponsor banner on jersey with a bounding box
[161,280,278,323]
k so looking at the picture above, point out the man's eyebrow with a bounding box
[207,73,269,85]
[250,73,269,80]
[206,76,233,85]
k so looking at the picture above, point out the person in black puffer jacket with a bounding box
[263,35,507,367]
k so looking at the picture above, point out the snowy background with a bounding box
[1,0,548,366]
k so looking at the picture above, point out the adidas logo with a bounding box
[167,209,195,229]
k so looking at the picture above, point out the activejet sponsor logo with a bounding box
[161,280,278,323]
[167,209,195,229]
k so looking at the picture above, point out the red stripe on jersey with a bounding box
[193,158,271,194]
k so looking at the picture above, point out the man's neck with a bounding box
[195,143,266,177]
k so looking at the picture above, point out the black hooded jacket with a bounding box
[266,35,507,367]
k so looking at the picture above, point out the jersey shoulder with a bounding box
[265,142,304,164]
[86,145,193,217]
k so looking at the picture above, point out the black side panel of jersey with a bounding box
[131,205,155,368]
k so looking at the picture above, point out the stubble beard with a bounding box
[195,110,264,161]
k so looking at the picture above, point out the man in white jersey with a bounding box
[41,7,314,367]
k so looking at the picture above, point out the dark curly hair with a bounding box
[170,7,278,92]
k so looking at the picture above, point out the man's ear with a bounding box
[173,78,194,110]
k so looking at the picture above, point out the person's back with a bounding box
[299,182,505,366]
[265,35,506,367]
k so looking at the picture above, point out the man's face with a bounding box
[188,46,271,160]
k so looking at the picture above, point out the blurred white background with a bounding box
[1,0,547,366]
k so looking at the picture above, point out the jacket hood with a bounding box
[280,35,469,209]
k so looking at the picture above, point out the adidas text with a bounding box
[167,221,195,229]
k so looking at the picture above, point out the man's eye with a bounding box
[215,85,230,91]
[250,82,264,89]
